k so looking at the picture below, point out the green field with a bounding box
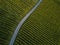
[14,0,60,45]
[0,0,37,45]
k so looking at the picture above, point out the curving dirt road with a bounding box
[9,0,42,45]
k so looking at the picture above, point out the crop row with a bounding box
[14,0,60,45]
[0,0,37,45]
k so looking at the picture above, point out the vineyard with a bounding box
[0,0,60,45]
[14,0,60,45]
[0,0,37,45]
